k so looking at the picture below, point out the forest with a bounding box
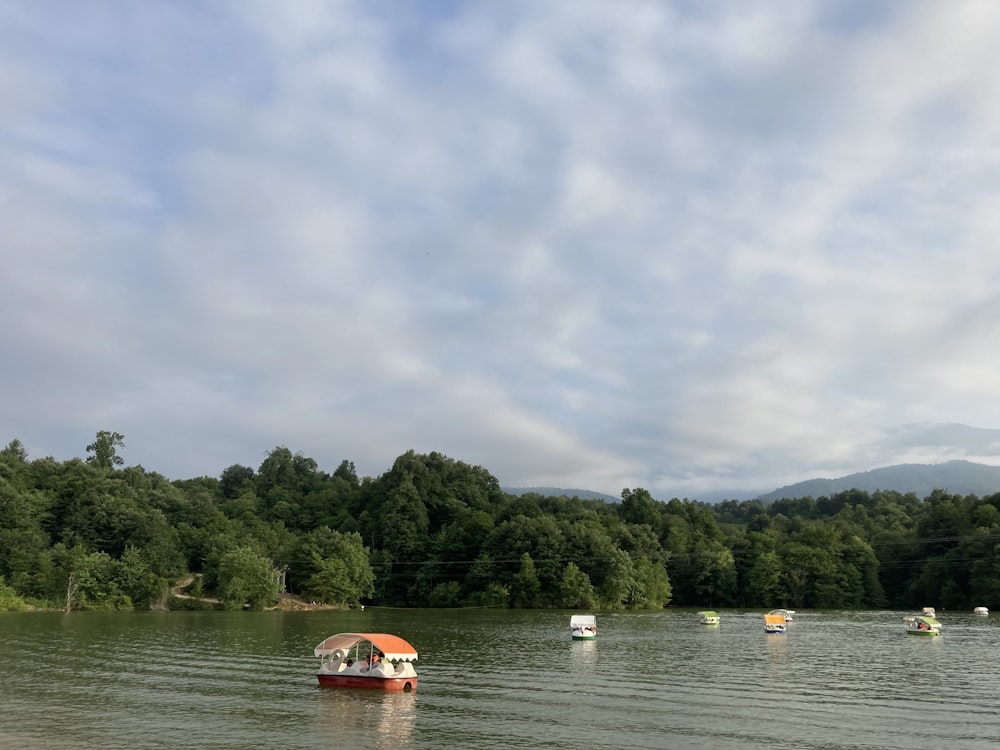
[1,431,998,613]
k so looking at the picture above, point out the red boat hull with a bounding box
[316,674,418,692]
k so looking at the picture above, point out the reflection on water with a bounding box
[764,631,788,664]
[568,638,597,670]
[317,689,417,750]
[1,609,999,749]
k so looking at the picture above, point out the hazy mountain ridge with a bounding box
[757,459,1000,501]
[505,424,1000,503]
[507,461,1000,505]
[502,486,620,502]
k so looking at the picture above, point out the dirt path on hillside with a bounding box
[170,575,337,611]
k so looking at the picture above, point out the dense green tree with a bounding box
[333,460,359,485]
[219,464,255,500]
[746,549,783,606]
[1,439,29,465]
[510,552,542,608]
[5,438,1000,613]
[305,553,368,606]
[481,582,510,608]
[68,547,167,609]
[0,575,28,611]
[74,551,132,610]
[375,477,430,558]
[86,431,125,469]
[483,514,566,595]
[557,561,597,608]
[216,546,277,610]
[0,476,50,581]
[427,580,462,607]
[561,518,617,592]
[368,548,396,603]
[691,542,736,607]
[116,546,168,608]
[464,553,499,605]
[288,528,374,605]
[620,487,661,528]
[601,549,639,609]
[841,534,886,607]
[433,509,495,564]
[634,558,672,608]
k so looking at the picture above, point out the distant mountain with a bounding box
[757,460,1000,502]
[503,486,619,503]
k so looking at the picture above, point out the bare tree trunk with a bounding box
[65,573,78,612]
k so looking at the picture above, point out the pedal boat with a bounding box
[314,632,418,691]
[764,613,787,634]
[905,615,941,637]
[570,614,597,640]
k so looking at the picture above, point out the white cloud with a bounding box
[3,1,1000,497]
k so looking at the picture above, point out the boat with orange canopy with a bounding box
[314,632,419,691]
[764,613,787,634]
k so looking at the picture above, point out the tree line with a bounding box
[1,432,998,612]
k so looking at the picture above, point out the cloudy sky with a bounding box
[4,1,1000,499]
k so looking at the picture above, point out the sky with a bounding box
[3,1,1000,500]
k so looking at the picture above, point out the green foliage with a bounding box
[601,550,645,609]
[296,529,375,606]
[427,580,462,607]
[0,575,29,611]
[557,562,597,609]
[86,431,125,470]
[4,436,1000,613]
[477,582,510,608]
[620,487,661,527]
[219,464,255,500]
[634,558,672,609]
[216,546,277,610]
[745,550,783,606]
[510,552,542,608]
[2,439,29,465]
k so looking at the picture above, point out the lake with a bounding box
[1,608,998,749]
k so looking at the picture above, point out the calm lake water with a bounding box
[1,607,998,749]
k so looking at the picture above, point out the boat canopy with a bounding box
[698,611,719,618]
[764,613,786,626]
[314,633,418,662]
[912,616,940,627]
[570,615,596,628]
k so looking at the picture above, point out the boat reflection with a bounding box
[569,638,597,670]
[317,688,417,749]
[765,632,788,664]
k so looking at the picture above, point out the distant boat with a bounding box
[905,615,941,637]
[570,614,597,640]
[974,606,989,615]
[764,613,787,634]
[768,608,795,622]
[698,610,720,625]
[921,606,936,617]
